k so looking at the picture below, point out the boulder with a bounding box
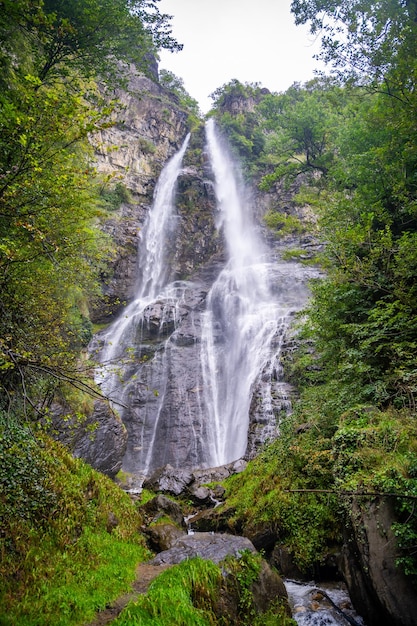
[139,494,186,528]
[145,523,186,552]
[143,465,194,496]
[148,533,292,621]
[187,505,236,534]
[149,533,257,566]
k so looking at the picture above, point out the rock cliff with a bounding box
[341,498,417,626]
[59,65,314,479]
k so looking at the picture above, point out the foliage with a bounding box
[0,0,181,90]
[225,413,340,572]
[333,407,417,578]
[290,0,417,88]
[159,69,201,119]
[100,181,133,211]
[209,80,268,171]
[258,78,344,189]
[263,211,306,236]
[0,420,150,625]
[114,552,295,626]
[0,0,182,420]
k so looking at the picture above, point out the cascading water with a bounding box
[94,121,314,479]
[202,119,308,466]
[95,134,190,475]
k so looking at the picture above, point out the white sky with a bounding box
[157,0,323,113]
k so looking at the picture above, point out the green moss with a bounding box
[223,417,340,572]
[0,422,151,625]
[264,210,305,235]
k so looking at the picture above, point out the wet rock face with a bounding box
[140,494,187,528]
[340,498,417,626]
[49,399,127,478]
[143,461,247,501]
[90,67,195,324]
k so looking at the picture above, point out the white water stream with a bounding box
[202,119,308,466]
[95,134,191,473]
[285,580,365,626]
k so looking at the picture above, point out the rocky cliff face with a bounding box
[60,67,316,481]
[341,498,417,626]
[58,63,315,483]
[90,65,192,322]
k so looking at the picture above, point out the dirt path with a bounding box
[85,563,171,626]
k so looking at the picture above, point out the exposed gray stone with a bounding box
[340,497,417,626]
[143,465,194,496]
[149,533,256,566]
[50,399,127,479]
[72,400,127,478]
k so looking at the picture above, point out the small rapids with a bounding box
[285,580,366,626]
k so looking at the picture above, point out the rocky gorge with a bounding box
[50,64,417,626]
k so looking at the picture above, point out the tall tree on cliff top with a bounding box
[0,0,181,420]
[291,0,417,86]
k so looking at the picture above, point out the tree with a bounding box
[291,0,417,86]
[257,79,343,188]
[0,0,180,419]
[159,69,200,116]
[0,0,181,88]
[286,2,417,409]
[209,80,268,170]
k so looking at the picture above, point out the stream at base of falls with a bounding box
[286,580,365,626]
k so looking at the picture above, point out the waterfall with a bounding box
[95,134,190,474]
[202,119,305,467]
[93,122,313,480]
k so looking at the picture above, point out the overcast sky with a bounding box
[157,0,324,113]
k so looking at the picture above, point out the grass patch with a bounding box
[264,211,305,236]
[114,553,295,626]
[0,421,151,625]
[114,558,221,626]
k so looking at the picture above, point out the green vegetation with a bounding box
[210,0,417,584]
[2,0,417,621]
[0,0,182,423]
[263,211,306,236]
[114,552,295,626]
[100,181,134,211]
[0,3,203,624]
[225,413,340,571]
[159,69,201,127]
[0,419,150,625]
